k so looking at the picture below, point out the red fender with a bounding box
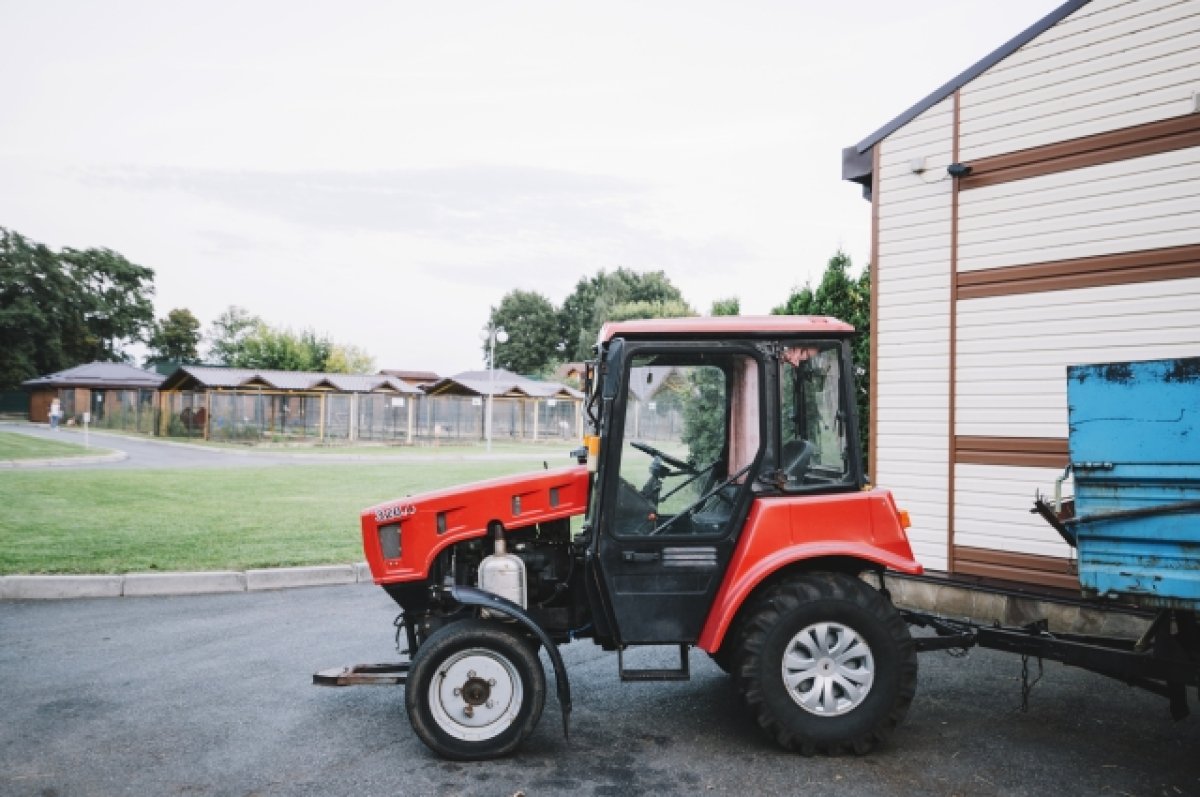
[697,489,921,653]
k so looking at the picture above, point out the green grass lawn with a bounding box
[0,460,540,574]
[0,431,109,460]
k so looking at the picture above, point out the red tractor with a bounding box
[343,316,921,759]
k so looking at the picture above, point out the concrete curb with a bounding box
[0,563,376,600]
[0,450,127,468]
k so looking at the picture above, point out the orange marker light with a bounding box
[897,509,911,529]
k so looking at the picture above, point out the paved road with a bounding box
[2,584,1197,796]
[0,423,563,470]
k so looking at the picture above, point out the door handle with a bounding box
[622,551,660,563]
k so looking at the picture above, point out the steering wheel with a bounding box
[648,464,751,535]
[630,441,695,473]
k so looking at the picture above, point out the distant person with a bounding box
[49,398,63,430]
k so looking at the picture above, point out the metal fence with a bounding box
[59,388,158,434]
[156,391,582,445]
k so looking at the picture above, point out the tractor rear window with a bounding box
[779,345,851,488]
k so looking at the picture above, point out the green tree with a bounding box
[0,228,155,390]
[605,298,695,323]
[558,268,691,360]
[206,306,261,366]
[677,299,741,469]
[145,308,202,367]
[0,230,69,389]
[59,246,156,362]
[484,289,560,375]
[710,297,740,316]
[681,365,726,470]
[231,324,327,371]
[213,316,373,374]
[773,250,871,470]
[325,343,375,374]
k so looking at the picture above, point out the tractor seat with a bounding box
[780,439,815,485]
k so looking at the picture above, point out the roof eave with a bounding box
[840,0,1090,196]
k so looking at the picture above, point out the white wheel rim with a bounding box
[428,648,523,742]
[781,621,875,717]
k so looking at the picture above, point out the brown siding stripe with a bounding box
[954,436,1069,468]
[960,113,1200,190]
[957,243,1200,300]
[948,89,961,573]
[953,545,1078,591]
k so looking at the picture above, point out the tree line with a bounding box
[0,227,374,391]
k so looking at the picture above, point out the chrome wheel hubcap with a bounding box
[782,622,874,716]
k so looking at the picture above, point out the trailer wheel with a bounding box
[735,572,917,755]
[406,619,546,760]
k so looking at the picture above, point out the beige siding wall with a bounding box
[871,0,1200,573]
[956,276,1200,439]
[954,464,1074,558]
[875,97,956,571]
[958,146,1200,271]
[960,0,1200,161]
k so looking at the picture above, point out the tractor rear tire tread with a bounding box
[734,572,917,755]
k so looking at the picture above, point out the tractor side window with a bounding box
[779,345,851,488]
[613,353,760,537]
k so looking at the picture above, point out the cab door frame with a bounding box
[587,339,774,645]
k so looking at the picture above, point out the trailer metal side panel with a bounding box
[1067,357,1200,611]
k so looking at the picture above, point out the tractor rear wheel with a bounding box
[735,572,917,755]
[406,619,546,760]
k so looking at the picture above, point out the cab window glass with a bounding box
[613,353,759,537]
[779,345,850,488]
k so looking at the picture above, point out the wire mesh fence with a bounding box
[155,391,582,445]
[52,388,159,434]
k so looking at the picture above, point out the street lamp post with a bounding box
[484,325,508,452]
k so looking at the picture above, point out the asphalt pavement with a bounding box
[1,584,1197,797]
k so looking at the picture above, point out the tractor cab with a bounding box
[581,317,866,648]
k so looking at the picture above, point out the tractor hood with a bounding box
[361,465,590,585]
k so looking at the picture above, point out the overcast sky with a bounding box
[0,0,1065,374]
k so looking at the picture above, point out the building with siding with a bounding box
[842,0,1200,588]
[21,362,164,428]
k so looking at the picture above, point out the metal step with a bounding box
[618,645,691,682]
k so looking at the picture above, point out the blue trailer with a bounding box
[907,356,1199,720]
[1060,356,1200,612]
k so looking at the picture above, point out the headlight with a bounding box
[378,522,401,560]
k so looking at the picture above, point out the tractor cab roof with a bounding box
[598,315,854,344]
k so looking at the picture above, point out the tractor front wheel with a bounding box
[406,619,546,760]
[735,572,917,755]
